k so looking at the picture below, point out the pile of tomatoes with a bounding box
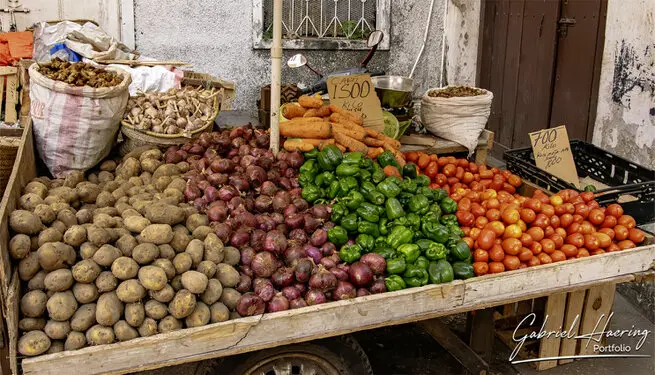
[404,152,523,195]
[454,188,646,276]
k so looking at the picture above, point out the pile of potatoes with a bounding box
[10,148,243,357]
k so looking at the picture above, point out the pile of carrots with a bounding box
[281,95,405,166]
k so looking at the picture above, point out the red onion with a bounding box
[238,144,252,157]
[236,274,252,293]
[236,294,265,316]
[240,247,257,266]
[231,137,245,149]
[267,294,289,313]
[267,170,281,183]
[272,191,291,213]
[276,224,289,237]
[271,267,295,288]
[309,265,337,292]
[189,144,204,155]
[213,223,232,243]
[289,188,303,197]
[310,230,328,247]
[184,183,201,201]
[292,198,309,212]
[276,160,289,170]
[348,262,373,287]
[370,278,387,294]
[198,180,211,191]
[329,267,349,281]
[218,186,237,201]
[305,290,327,305]
[285,214,304,229]
[357,288,371,297]
[336,263,350,273]
[260,181,278,196]
[306,247,323,265]
[253,278,275,302]
[311,205,331,221]
[193,197,208,211]
[207,172,228,186]
[165,150,183,164]
[204,186,220,201]
[278,177,292,190]
[289,229,308,244]
[245,197,255,212]
[256,215,276,232]
[240,265,253,277]
[281,286,301,301]
[207,205,228,222]
[290,298,307,309]
[228,196,244,211]
[263,231,287,254]
[271,212,284,225]
[319,257,336,269]
[251,251,278,278]
[250,230,266,251]
[182,143,192,152]
[322,222,336,230]
[360,253,387,276]
[294,258,314,283]
[284,246,306,265]
[333,281,356,301]
[240,155,256,169]
[230,127,244,138]
[229,175,250,191]
[290,178,300,188]
[283,205,297,218]
[303,215,321,233]
[236,211,257,228]
[246,165,267,187]
[286,152,304,168]
[284,168,298,178]
[321,242,337,256]
[230,231,250,248]
[254,195,273,212]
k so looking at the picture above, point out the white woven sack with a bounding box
[421,87,493,156]
[29,64,131,178]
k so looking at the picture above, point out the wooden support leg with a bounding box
[419,318,490,375]
[467,309,495,364]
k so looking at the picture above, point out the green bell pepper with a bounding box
[422,222,450,243]
[356,202,380,223]
[397,244,420,264]
[336,163,360,177]
[328,180,342,199]
[298,173,314,188]
[359,157,374,171]
[327,226,348,246]
[378,151,401,169]
[372,166,386,184]
[452,261,475,279]
[387,226,414,249]
[339,176,359,194]
[429,202,443,218]
[377,179,402,198]
[440,214,458,227]
[408,194,430,214]
[339,244,362,264]
[415,175,431,187]
[415,255,430,270]
[403,264,429,287]
[433,189,448,202]
[425,242,448,261]
[416,239,433,253]
[358,169,372,182]
[385,275,406,291]
[341,213,359,233]
[406,213,421,232]
[378,218,389,236]
[356,234,375,253]
[448,225,465,238]
[449,240,472,262]
[342,152,363,165]
[440,197,458,214]
[358,221,380,237]
[386,257,407,275]
[428,260,455,284]
[301,185,322,203]
[317,145,343,171]
[303,149,318,159]
[385,198,405,220]
[402,163,418,179]
[397,192,414,207]
[417,187,434,201]
[300,159,319,177]
[331,203,348,223]
[374,247,396,260]
[315,171,335,187]
[360,182,386,205]
[400,178,418,193]
[424,212,440,225]
[343,190,364,210]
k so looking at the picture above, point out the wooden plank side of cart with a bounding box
[22,244,655,375]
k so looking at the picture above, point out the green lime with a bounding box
[382,111,400,139]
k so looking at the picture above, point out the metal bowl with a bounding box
[371,75,414,108]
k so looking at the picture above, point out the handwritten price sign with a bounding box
[529,125,579,187]
[327,74,384,132]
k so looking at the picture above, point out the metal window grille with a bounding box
[253,0,391,50]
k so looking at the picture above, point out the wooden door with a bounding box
[479,0,606,153]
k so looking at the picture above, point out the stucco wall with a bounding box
[592,0,655,169]
[133,0,445,115]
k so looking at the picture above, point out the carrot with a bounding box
[367,147,384,159]
[280,121,332,138]
[282,103,306,119]
[300,138,335,148]
[328,105,363,125]
[289,116,326,123]
[384,143,406,168]
[331,123,366,141]
[284,139,314,152]
[298,94,323,108]
[383,165,401,177]
[329,112,363,129]
[334,132,369,153]
[363,137,384,147]
[366,128,401,150]
[335,144,346,152]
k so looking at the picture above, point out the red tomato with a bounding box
[599,227,615,240]
[555,227,568,239]
[574,204,590,218]
[576,249,590,258]
[579,222,595,235]
[523,198,542,213]
[503,255,521,270]
[533,214,550,228]
[486,198,501,209]
[417,154,430,169]
[489,262,505,273]
[550,215,561,229]
[405,151,419,163]
[485,221,505,237]
[471,203,487,218]
[540,238,556,254]
[425,161,439,178]
[473,249,490,262]
[458,198,472,212]
[443,164,457,177]
[456,211,475,227]
[593,232,612,248]
[503,224,522,239]
[508,174,522,187]
[502,238,522,255]
[606,203,624,218]
[518,248,533,262]
[462,172,474,184]
[580,191,595,202]
[618,215,637,229]
[475,216,489,229]
[526,227,545,242]
[628,228,645,244]
[502,209,520,224]
[565,233,585,248]
[549,234,565,248]
[550,250,567,262]
[561,244,579,258]
[520,233,534,247]
[477,229,497,250]
[588,209,605,226]
[530,242,543,255]
[489,245,505,262]
[527,256,541,267]
[559,213,574,228]
[520,208,536,223]
[537,253,553,264]
[618,240,636,250]
[583,234,600,251]
[473,262,489,276]
[601,215,617,228]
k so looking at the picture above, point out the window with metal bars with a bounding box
[252,0,391,50]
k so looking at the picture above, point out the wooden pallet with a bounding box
[0,66,19,125]
[400,129,495,165]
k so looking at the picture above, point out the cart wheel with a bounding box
[201,335,372,375]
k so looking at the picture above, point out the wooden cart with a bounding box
[1,123,653,375]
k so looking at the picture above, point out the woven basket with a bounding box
[0,131,22,197]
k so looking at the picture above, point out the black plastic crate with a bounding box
[504,140,655,225]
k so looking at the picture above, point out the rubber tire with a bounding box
[199,335,373,375]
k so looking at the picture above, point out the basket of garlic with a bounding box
[119,85,222,153]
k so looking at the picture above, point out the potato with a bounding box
[204,234,225,264]
[118,157,141,179]
[121,208,141,219]
[63,225,87,247]
[162,188,184,203]
[128,177,143,187]
[44,269,74,291]
[222,246,240,266]
[24,180,48,198]
[48,186,77,203]
[96,292,122,326]
[170,231,191,253]
[181,271,208,294]
[114,320,139,341]
[216,264,240,288]
[28,271,47,291]
[148,285,174,304]
[153,164,181,180]
[50,202,71,215]
[116,280,146,303]
[46,340,65,354]
[141,158,163,174]
[93,244,122,267]
[181,205,197,220]
[169,289,196,319]
[142,300,167,320]
[156,196,179,207]
[171,275,183,291]
[111,187,128,201]
[65,331,87,350]
[50,220,67,235]
[176,161,189,173]
[98,171,114,183]
[173,252,193,274]
[93,213,116,228]
[100,159,117,172]
[64,170,85,188]
[44,320,71,340]
[9,234,31,260]
[19,318,46,332]
[192,226,213,240]
[144,203,185,226]
[19,252,41,281]
[157,315,181,333]
[153,259,176,280]
[18,331,51,356]
[185,301,210,328]
[87,225,112,246]
[56,209,78,228]
[158,244,176,260]
[47,291,78,321]
[73,283,99,304]
[140,224,173,245]
[132,243,160,264]
[70,260,100,284]
[37,227,63,247]
[21,290,47,318]
[115,202,132,215]
[109,257,138,280]
[167,177,186,193]
[115,235,137,257]
[96,271,118,293]
[139,149,162,162]
[77,182,102,204]
[124,215,151,233]
[136,317,157,337]
[173,224,189,234]
[196,260,217,279]
[37,242,75,271]
[86,324,115,345]
[209,302,230,323]
[186,239,204,267]
[19,193,43,211]
[220,288,241,310]
[96,191,116,208]
[80,242,99,259]
[200,279,224,305]
[10,210,43,234]
[132,200,150,215]
[70,303,97,332]
[34,204,56,225]
[138,265,168,291]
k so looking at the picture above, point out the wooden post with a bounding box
[269,0,282,154]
